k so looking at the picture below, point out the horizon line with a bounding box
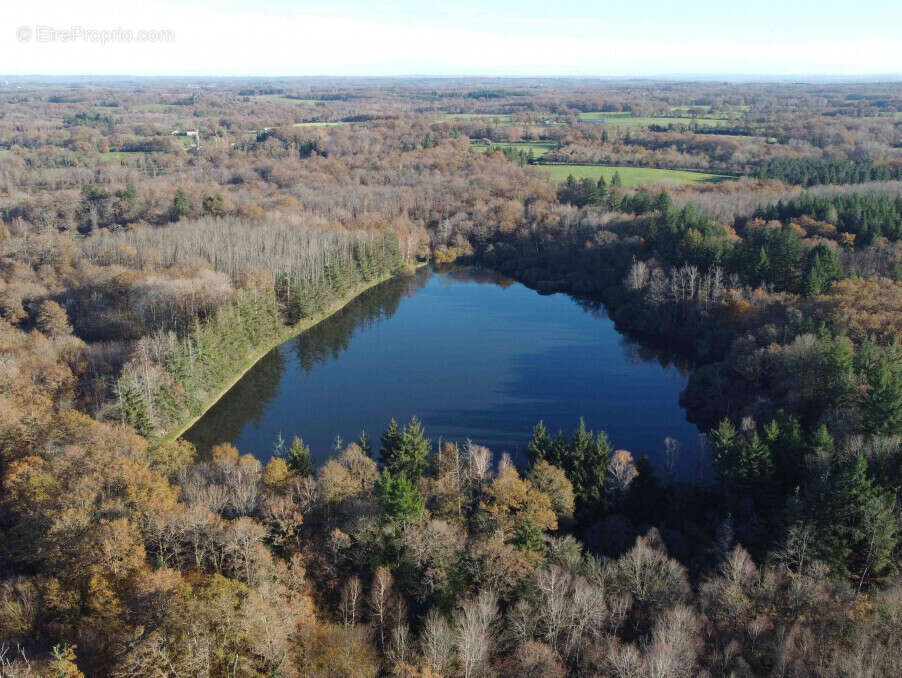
[4,73,902,82]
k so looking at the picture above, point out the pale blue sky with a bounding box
[3,0,900,76]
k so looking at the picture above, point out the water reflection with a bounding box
[185,347,285,454]
[186,272,423,456]
[185,266,705,480]
[293,273,426,375]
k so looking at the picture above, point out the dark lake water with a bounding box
[185,266,708,481]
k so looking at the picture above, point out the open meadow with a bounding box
[542,163,730,186]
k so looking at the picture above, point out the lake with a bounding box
[185,266,708,481]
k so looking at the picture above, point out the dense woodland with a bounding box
[2,77,902,676]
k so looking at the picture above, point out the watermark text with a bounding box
[17,25,175,45]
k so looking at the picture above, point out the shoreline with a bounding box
[156,267,413,446]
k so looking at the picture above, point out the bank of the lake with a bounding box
[185,266,706,480]
[158,267,414,446]
[474,241,744,431]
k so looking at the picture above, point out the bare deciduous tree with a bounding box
[420,608,454,676]
[341,575,362,628]
[453,589,498,678]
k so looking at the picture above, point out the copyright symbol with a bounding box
[16,26,32,42]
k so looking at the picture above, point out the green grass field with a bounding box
[577,111,632,120]
[578,112,728,128]
[541,164,729,186]
[292,121,345,127]
[668,104,749,116]
[442,113,513,123]
[668,105,714,114]
[470,141,557,158]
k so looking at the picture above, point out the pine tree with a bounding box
[820,455,878,576]
[865,355,902,434]
[548,430,569,469]
[527,421,551,465]
[823,333,854,396]
[893,259,902,282]
[380,419,402,467]
[810,424,835,457]
[755,246,771,286]
[765,413,806,486]
[803,244,843,296]
[376,470,424,526]
[737,432,773,485]
[287,436,313,477]
[398,417,431,479]
[579,431,611,514]
[653,191,672,213]
[538,419,614,518]
[171,189,190,220]
[711,417,739,475]
[381,417,430,480]
[578,178,598,206]
[358,431,373,458]
[803,257,825,296]
[569,418,593,485]
[119,384,151,437]
[515,518,546,554]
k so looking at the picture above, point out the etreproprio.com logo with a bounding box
[16,25,175,44]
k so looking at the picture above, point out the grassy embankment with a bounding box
[159,267,411,444]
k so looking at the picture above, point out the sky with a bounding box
[2,0,901,78]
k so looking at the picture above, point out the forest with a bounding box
[1,77,902,677]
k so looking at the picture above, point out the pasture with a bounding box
[578,111,729,128]
[442,113,514,123]
[541,164,729,186]
[470,141,557,158]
